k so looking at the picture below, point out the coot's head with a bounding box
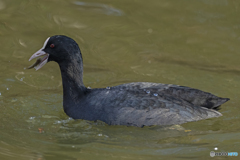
[28,35,82,70]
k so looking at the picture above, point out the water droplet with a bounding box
[20,78,23,81]
[98,134,102,136]
[0,93,1,96]
[57,121,61,124]
[72,146,75,148]
[29,117,35,120]
[106,86,110,89]
[146,90,150,94]
[6,88,9,90]
[153,93,158,96]
[87,86,91,89]
[148,28,153,33]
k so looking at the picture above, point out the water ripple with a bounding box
[73,1,123,16]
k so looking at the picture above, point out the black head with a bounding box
[45,35,82,63]
[28,35,82,70]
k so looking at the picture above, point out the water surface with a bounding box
[0,0,239,159]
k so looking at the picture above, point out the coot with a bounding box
[28,35,229,127]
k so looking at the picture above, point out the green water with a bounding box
[0,0,239,159]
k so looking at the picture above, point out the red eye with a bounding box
[50,44,55,48]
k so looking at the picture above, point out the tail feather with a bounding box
[210,97,230,110]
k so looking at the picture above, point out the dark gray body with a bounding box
[34,35,229,127]
[63,81,228,127]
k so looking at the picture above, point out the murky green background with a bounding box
[0,0,239,159]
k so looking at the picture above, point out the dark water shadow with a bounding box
[154,56,240,75]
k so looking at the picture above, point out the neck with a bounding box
[58,59,86,105]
